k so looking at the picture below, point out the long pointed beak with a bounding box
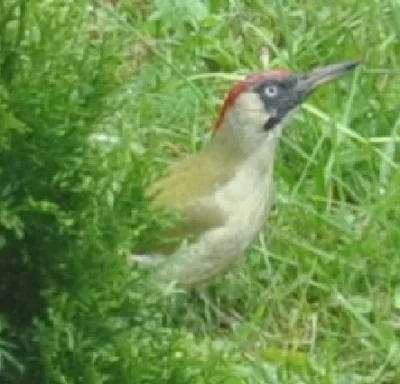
[297,60,361,94]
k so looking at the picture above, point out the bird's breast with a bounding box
[211,163,273,251]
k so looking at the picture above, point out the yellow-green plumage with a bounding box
[148,134,245,247]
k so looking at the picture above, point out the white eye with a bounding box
[264,85,278,98]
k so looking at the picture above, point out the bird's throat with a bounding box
[208,125,278,180]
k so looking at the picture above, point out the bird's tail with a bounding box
[128,253,166,267]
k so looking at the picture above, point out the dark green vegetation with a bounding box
[1,1,399,383]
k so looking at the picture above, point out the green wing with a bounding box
[148,151,237,252]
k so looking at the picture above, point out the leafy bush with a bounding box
[0,1,157,382]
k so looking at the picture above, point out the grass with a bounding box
[1,0,400,383]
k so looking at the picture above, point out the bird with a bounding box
[133,60,360,290]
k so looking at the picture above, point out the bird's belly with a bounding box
[151,168,274,288]
[213,169,272,252]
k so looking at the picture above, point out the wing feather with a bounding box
[148,151,237,250]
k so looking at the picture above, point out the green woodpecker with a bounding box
[134,60,360,289]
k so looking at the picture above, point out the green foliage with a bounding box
[0,0,152,381]
[1,0,400,383]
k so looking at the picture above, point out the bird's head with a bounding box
[214,60,360,155]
